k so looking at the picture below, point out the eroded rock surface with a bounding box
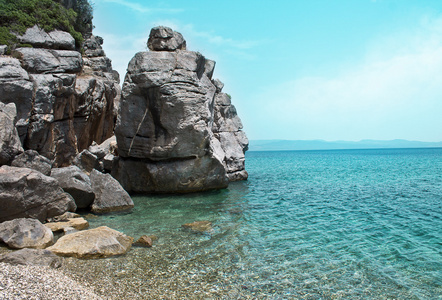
[47,226,133,258]
[0,166,76,222]
[114,26,247,193]
[0,26,119,167]
[0,102,23,165]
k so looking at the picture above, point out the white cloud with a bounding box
[98,0,182,14]
[256,16,442,141]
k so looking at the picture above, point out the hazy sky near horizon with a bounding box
[93,0,442,142]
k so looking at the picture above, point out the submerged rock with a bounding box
[0,218,54,249]
[181,221,214,234]
[0,248,62,268]
[47,226,133,258]
[133,235,153,248]
[0,166,76,222]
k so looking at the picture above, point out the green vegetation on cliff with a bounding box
[0,0,93,49]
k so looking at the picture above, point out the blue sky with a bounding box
[92,0,442,142]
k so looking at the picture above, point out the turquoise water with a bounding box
[86,148,442,299]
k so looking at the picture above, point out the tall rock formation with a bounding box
[114,26,248,193]
[0,26,119,167]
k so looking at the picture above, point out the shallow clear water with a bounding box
[84,148,442,299]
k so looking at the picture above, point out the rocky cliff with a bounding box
[0,25,119,166]
[113,26,248,193]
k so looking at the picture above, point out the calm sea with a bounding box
[82,148,442,299]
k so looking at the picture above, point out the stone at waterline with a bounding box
[90,169,134,214]
[0,166,77,223]
[0,218,54,249]
[11,150,52,176]
[47,226,133,258]
[45,217,89,232]
[50,166,95,209]
[134,235,153,247]
[0,248,62,268]
[182,221,214,234]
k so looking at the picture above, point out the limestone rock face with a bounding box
[0,218,54,249]
[114,27,247,193]
[11,150,52,175]
[90,169,134,213]
[0,248,62,268]
[0,166,76,222]
[0,102,23,165]
[50,166,95,209]
[47,226,133,258]
[0,57,33,141]
[212,89,249,181]
[0,27,119,167]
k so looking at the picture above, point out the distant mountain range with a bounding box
[248,139,442,151]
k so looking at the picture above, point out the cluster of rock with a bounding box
[113,26,248,193]
[0,25,248,266]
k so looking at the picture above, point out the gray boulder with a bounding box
[114,27,246,193]
[0,218,54,249]
[147,26,186,51]
[0,166,76,222]
[11,150,52,175]
[17,25,75,50]
[0,248,62,269]
[73,149,100,173]
[0,102,23,165]
[15,48,82,74]
[0,248,62,268]
[50,166,95,209]
[90,169,134,213]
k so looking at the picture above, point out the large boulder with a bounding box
[0,218,54,249]
[0,102,23,165]
[47,226,133,258]
[50,166,95,208]
[114,27,237,193]
[17,25,75,50]
[0,248,62,268]
[0,166,76,222]
[90,169,134,213]
[15,48,82,74]
[11,150,52,175]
